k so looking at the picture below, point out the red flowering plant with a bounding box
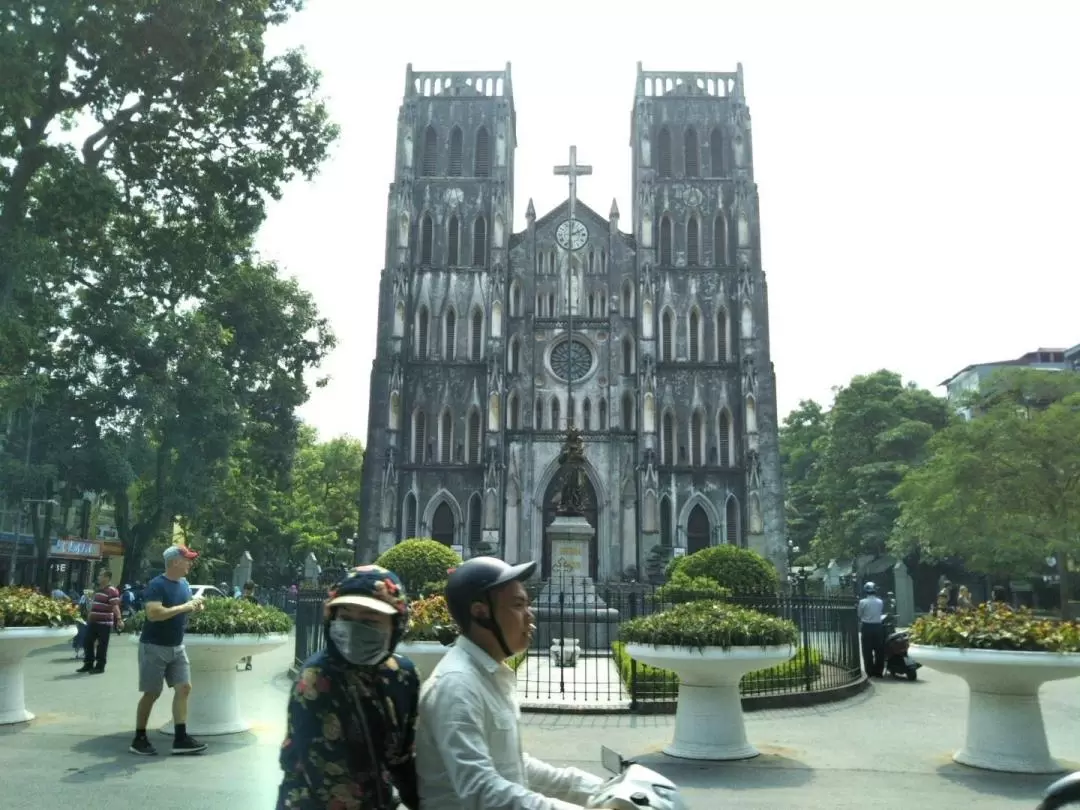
[0,586,81,628]
[910,602,1080,653]
[404,593,458,646]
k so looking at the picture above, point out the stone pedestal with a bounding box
[533,515,620,651]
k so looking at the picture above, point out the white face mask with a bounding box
[328,619,392,666]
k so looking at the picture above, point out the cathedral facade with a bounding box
[359,62,787,578]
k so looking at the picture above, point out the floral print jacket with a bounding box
[277,649,420,810]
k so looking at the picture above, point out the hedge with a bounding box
[611,641,823,699]
[375,539,462,596]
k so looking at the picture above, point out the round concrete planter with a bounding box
[625,643,794,760]
[0,626,77,724]
[134,633,288,736]
[910,645,1080,774]
[397,640,450,681]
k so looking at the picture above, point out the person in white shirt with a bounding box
[415,556,605,810]
[856,581,886,677]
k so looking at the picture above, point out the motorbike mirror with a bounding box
[601,745,632,774]
[1039,772,1080,810]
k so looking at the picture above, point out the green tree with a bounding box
[811,370,951,562]
[779,399,828,564]
[892,369,1080,613]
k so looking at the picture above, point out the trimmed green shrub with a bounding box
[619,600,797,650]
[910,602,1080,653]
[127,597,292,638]
[665,545,779,595]
[375,539,462,597]
[0,587,81,628]
[652,573,732,605]
[611,641,823,699]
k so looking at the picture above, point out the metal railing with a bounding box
[290,579,862,709]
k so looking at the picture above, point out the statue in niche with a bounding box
[641,353,656,393]
[746,449,761,488]
[643,447,657,485]
[484,446,502,489]
[486,354,502,392]
[551,425,588,518]
[742,357,757,394]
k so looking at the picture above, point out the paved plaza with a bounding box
[1,636,1077,810]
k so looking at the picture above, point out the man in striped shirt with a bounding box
[78,568,123,674]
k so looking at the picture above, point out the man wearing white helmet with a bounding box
[415,556,604,810]
[857,582,886,677]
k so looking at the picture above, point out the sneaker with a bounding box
[244,662,252,671]
[129,736,158,756]
[172,735,207,755]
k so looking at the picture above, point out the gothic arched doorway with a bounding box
[542,468,599,580]
[687,504,711,555]
[431,502,455,546]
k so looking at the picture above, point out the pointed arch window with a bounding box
[662,411,675,465]
[468,493,482,545]
[719,409,732,466]
[716,308,728,361]
[621,280,633,316]
[447,216,460,265]
[470,308,484,360]
[439,410,453,463]
[444,310,457,360]
[508,337,520,374]
[583,398,592,431]
[412,411,426,463]
[448,127,463,176]
[550,397,560,430]
[534,398,543,430]
[472,217,487,266]
[661,309,674,362]
[657,127,672,178]
[714,214,727,266]
[510,281,521,317]
[475,127,491,177]
[726,497,740,545]
[621,393,634,430]
[415,306,429,360]
[691,409,705,466]
[599,398,608,430]
[688,308,701,362]
[660,497,673,546]
[403,492,418,539]
[686,218,700,266]
[710,127,725,177]
[567,395,576,428]
[684,128,699,177]
[622,336,634,375]
[421,126,437,176]
[507,393,520,430]
[467,410,482,464]
[420,214,434,265]
[659,216,673,266]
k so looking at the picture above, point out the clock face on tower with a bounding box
[555,218,588,251]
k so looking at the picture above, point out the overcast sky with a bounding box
[256,0,1080,442]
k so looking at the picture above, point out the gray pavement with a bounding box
[1,635,1078,809]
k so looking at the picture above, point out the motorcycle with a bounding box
[587,746,1080,809]
[882,614,921,681]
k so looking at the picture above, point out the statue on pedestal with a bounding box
[552,425,588,518]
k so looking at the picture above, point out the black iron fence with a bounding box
[290,579,862,710]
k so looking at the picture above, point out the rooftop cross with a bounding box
[553,146,592,428]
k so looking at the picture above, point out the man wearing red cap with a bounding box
[130,544,206,757]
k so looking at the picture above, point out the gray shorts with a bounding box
[138,642,191,694]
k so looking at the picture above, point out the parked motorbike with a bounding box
[589,745,1080,809]
[882,614,921,681]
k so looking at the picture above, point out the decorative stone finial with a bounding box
[526,198,536,222]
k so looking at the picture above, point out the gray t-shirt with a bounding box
[857,596,884,625]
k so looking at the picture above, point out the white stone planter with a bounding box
[625,643,794,760]
[0,626,77,725]
[135,633,288,736]
[910,645,1080,774]
[397,640,451,681]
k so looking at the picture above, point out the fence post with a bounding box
[628,589,639,711]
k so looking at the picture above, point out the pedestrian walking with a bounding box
[239,580,258,671]
[77,568,123,673]
[129,544,207,757]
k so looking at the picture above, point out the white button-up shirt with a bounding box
[415,636,604,810]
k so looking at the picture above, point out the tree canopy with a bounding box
[891,368,1080,609]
